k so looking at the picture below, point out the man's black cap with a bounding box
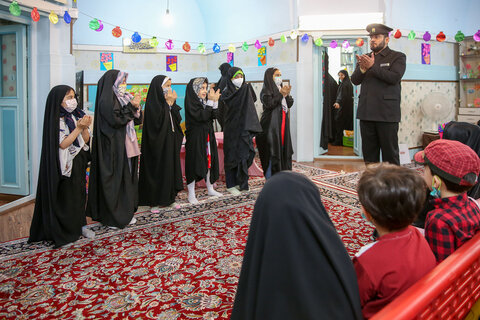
[366,23,393,36]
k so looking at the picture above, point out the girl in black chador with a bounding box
[231,171,363,320]
[87,70,143,229]
[256,67,294,179]
[220,67,262,195]
[138,76,184,212]
[184,77,222,204]
[29,85,95,248]
[333,69,354,146]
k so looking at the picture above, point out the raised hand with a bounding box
[166,89,177,106]
[131,93,142,108]
[82,115,92,127]
[77,116,91,129]
[280,84,291,97]
[208,88,221,102]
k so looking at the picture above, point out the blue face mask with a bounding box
[430,178,441,198]
[361,212,367,220]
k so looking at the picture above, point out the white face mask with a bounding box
[118,84,127,95]
[63,98,77,113]
[232,78,243,88]
[274,77,282,86]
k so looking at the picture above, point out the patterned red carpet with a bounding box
[0,163,375,319]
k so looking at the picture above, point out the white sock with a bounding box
[227,187,241,196]
[82,226,95,239]
[206,170,222,197]
[187,181,200,204]
[129,217,137,225]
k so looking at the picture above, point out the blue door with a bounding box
[0,24,28,195]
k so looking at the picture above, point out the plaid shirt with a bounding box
[425,193,480,263]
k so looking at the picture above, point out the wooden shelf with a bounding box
[459,78,480,81]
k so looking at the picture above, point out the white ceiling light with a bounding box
[164,0,173,26]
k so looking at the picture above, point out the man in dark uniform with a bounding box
[351,23,406,165]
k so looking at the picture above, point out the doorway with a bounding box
[313,37,367,159]
[0,20,28,204]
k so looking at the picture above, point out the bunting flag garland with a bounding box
[474,30,480,42]
[131,32,141,43]
[9,1,21,16]
[48,11,58,24]
[63,10,71,24]
[182,42,191,52]
[408,30,416,40]
[7,2,480,54]
[112,26,122,38]
[423,31,431,42]
[31,7,39,22]
[149,37,159,48]
[436,31,446,42]
[95,20,104,32]
[455,31,465,42]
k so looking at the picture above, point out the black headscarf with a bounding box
[215,63,232,92]
[339,69,351,84]
[257,67,294,175]
[231,171,363,319]
[184,77,219,184]
[220,67,262,169]
[138,75,184,206]
[29,85,89,247]
[443,121,480,198]
[87,69,140,228]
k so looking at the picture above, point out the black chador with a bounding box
[231,172,363,320]
[220,67,262,192]
[138,76,184,208]
[256,67,294,177]
[87,70,143,228]
[184,77,222,204]
[28,85,92,248]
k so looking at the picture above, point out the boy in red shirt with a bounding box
[354,164,436,319]
[414,139,480,263]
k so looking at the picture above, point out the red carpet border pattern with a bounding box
[0,163,379,319]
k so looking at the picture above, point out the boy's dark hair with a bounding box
[357,163,426,231]
[438,172,473,194]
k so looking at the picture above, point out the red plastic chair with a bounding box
[372,232,480,320]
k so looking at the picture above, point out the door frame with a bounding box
[0,24,28,195]
[313,35,368,159]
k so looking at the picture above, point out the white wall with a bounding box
[73,0,208,47]
[298,0,384,16]
[386,0,480,36]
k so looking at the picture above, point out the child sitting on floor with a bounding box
[414,139,480,263]
[354,164,436,319]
